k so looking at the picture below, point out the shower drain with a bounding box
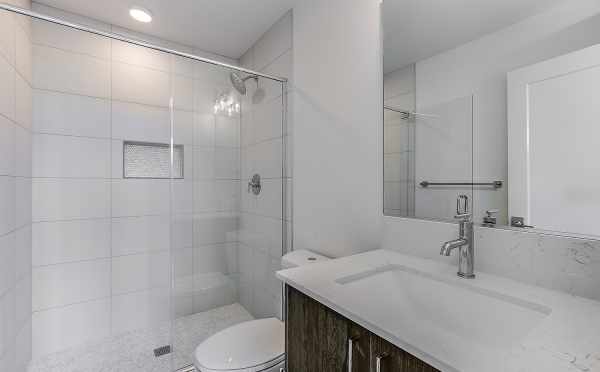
[153,345,172,357]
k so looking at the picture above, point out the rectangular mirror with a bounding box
[382,0,600,240]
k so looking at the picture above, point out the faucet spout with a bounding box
[440,238,468,256]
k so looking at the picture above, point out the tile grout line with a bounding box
[108,26,113,338]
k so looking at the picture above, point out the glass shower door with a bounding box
[170,56,287,371]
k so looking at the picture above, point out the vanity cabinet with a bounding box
[286,285,439,372]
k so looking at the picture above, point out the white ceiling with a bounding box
[383,0,565,73]
[34,0,295,60]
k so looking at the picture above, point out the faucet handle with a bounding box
[455,195,470,220]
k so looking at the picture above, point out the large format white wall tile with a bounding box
[172,214,193,250]
[15,21,31,84]
[0,117,15,176]
[193,181,239,213]
[111,101,169,142]
[32,20,110,59]
[172,180,193,215]
[33,45,110,98]
[0,177,16,236]
[214,148,239,179]
[193,243,228,274]
[111,40,170,72]
[193,113,215,147]
[255,179,282,219]
[15,316,31,371]
[111,215,170,256]
[0,11,16,67]
[173,109,194,145]
[251,98,283,144]
[251,138,283,179]
[111,251,170,295]
[0,288,16,359]
[15,177,31,229]
[239,213,282,259]
[193,212,238,246]
[111,179,170,217]
[33,90,110,138]
[111,288,170,334]
[15,226,31,281]
[15,73,32,130]
[32,298,110,358]
[32,219,110,266]
[14,124,31,178]
[172,75,194,111]
[112,62,170,107]
[15,274,31,330]
[32,178,110,221]
[193,148,215,180]
[0,232,16,297]
[32,134,111,178]
[32,259,110,310]
[0,57,16,121]
[215,116,240,148]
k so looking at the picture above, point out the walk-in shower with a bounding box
[0,2,288,371]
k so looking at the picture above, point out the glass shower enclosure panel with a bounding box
[8,3,288,371]
[171,58,287,371]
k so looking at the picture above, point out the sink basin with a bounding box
[335,265,551,352]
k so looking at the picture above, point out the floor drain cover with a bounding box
[153,345,171,357]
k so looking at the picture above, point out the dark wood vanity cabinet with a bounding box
[286,285,439,372]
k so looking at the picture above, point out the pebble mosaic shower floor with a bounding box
[28,303,254,372]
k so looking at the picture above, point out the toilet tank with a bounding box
[281,250,329,269]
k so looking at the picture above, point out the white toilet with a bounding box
[193,250,329,372]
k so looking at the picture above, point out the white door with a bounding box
[508,44,600,237]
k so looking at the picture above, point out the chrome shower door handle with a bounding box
[375,353,388,372]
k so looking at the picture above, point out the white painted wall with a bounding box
[0,1,32,371]
[292,0,383,258]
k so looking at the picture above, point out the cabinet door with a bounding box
[370,334,439,372]
[286,285,350,372]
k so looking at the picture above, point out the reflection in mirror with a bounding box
[383,48,474,223]
[382,0,600,240]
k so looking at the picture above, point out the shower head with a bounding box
[230,72,258,95]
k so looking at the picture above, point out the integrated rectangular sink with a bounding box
[335,265,551,351]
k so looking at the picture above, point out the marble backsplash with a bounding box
[381,216,600,301]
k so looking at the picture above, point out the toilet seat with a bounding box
[194,318,285,372]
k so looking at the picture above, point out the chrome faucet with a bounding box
[441,195,475,278]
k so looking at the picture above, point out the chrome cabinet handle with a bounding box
[375,353,388,372]
[348,337,358,372]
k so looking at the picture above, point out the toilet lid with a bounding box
[194,318,285,372]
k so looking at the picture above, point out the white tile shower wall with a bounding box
[29,2,240,360]
[237,10,292,320]
[0,1,32,371]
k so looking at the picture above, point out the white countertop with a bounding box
[276,249,600,372]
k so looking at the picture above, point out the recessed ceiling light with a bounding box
[129,6,152,23]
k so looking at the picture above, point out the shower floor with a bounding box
[28,303,254,372]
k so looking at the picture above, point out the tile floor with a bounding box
[28,303,254,372]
